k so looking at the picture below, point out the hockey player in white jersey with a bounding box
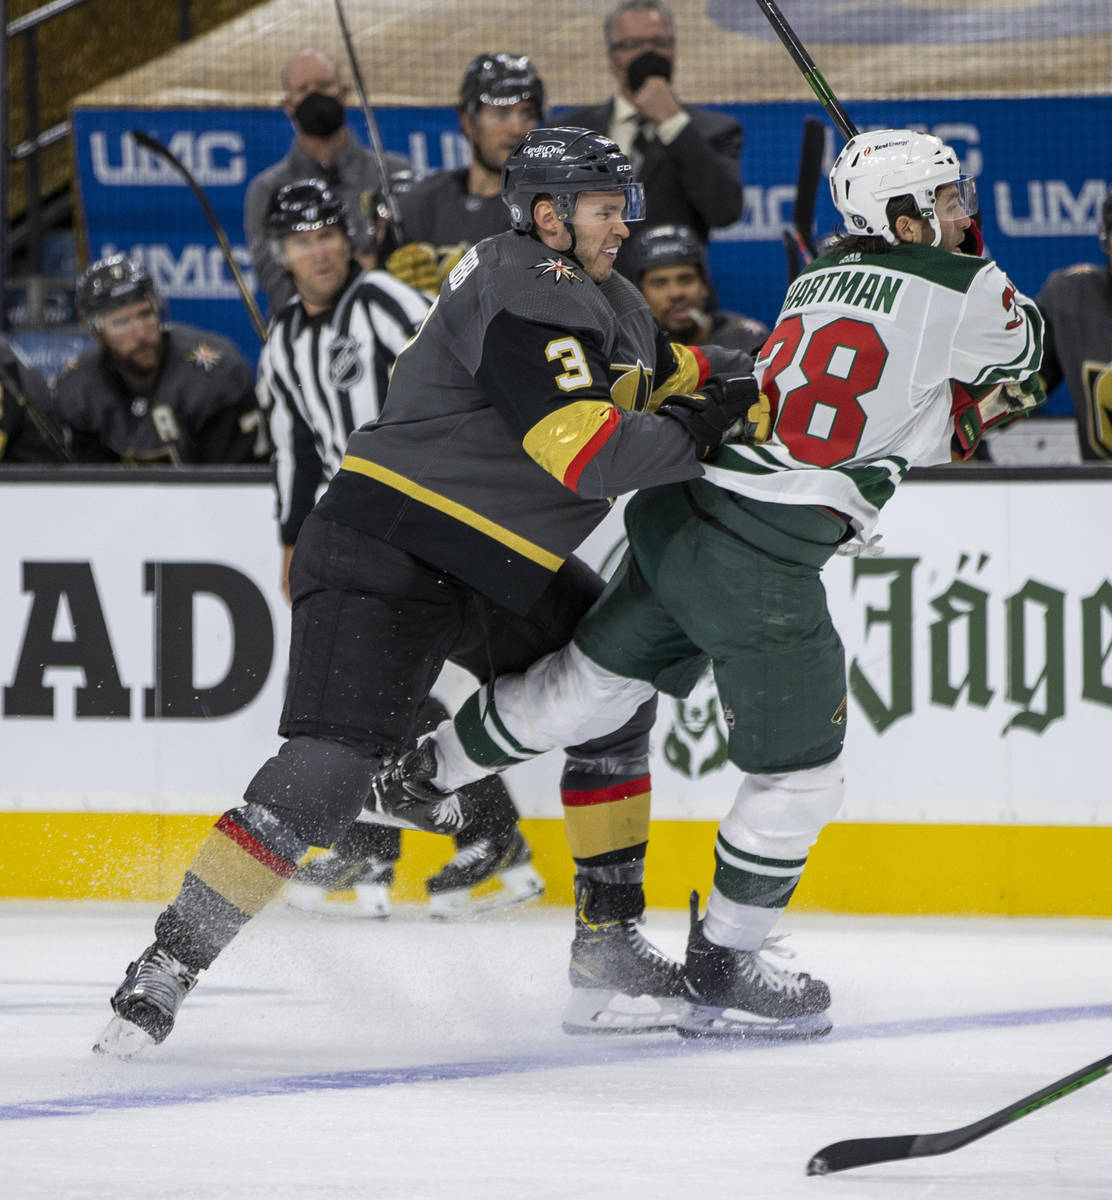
[370,129,1046,1039]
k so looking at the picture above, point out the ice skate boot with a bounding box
[426,827,544,918]
[93,943,199,1058]
[366,740,474,835]
[562,880,689,1035]
[284,850,394,919]
[679,893,832,1040]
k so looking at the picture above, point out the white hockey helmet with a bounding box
[829,129,976,246]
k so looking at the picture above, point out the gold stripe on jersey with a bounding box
[649,342,702,409]
[521,400,619,486]
[339,455,565,571]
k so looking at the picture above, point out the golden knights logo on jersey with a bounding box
[532,257,581,285]
[186,342,222,373]
[327,336,364,388]
[608,358,654,412]
[1081,360,1112,458]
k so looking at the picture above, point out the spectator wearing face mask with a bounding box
[558,1,743,278]
[243,47,410,316]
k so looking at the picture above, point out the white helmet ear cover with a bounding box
[830,128,971,245]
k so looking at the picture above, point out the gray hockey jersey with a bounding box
[318,229,745,612]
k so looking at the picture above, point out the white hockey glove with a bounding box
[951,375,1046,459]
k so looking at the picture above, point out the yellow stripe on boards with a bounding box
[3,814,1112,916]
[339,455,564,571]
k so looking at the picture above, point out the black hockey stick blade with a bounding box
[806,1051,1112,1175]
[792,116,825,259]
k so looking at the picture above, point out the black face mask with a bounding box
[626,50,672,92]
[293,92,346,138]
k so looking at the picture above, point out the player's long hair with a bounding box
[825,195,923,256]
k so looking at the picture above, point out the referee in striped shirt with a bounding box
[257,178,432,598]
[257,177,542,918]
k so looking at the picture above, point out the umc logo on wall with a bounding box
[90,131,247,186]
[2,562,274,719]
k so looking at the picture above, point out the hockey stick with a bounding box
[807,1050,1112,1175]
[331,0,406,245]
[129,130,268,343]
[782,115,825,283]
[752,0,858,140]
[0,360,73,462]
[791,115,825,258]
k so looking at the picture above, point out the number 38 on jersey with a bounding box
[758,315,890,468]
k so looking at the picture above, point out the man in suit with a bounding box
[559,0,744,277]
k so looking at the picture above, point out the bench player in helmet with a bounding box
[387,52,546,293]
[55,255,266,464]
[371,129,1045,1040]
[259,177,543,920]
[94,126,768,1055]
[633,222,769,355]
[1035,186,1112,459]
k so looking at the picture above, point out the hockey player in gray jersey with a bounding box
[1035,186,1112,459]
[371,128,1046,1040]
[94,127,769,1056]
[387,53,545,294]
[56,255,267,465]
[259,177,543,919]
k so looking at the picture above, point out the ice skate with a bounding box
[366,740,474,835]
[425,827,544,918]
[284,849,394,919]
[93,944,199,1058]
[562,881,689,1035]
[679,893,832,1040]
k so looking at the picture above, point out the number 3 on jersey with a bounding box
[760,315,888,467]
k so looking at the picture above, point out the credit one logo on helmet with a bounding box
[90,131,247,186]
[521,142,565,158]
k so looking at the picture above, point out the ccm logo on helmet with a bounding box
[522,143,565,158]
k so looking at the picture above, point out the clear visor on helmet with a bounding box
[568,183,646,227]
[931,176,978,222]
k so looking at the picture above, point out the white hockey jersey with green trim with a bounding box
[703,242,1043,548]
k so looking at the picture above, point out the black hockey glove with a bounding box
[659,375,772,459]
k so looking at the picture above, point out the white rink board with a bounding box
[1,474,1109,824]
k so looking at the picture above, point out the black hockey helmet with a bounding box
[76,254,158,323]
[1100,186,1112,254]
[459,52,545,118]
[632,223,708,281]
[502,127,644,233]
[265,178,353,241]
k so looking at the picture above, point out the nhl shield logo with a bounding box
[328,335,364,388]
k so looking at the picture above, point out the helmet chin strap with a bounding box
[528,219,579,259]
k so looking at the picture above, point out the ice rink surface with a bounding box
[2,901,1110,1199]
